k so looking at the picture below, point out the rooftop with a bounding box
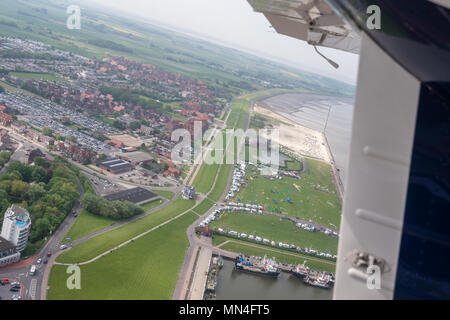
[104,187,158,204]
[0,236,16,252]
[7,205,30,218]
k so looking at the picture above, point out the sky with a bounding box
[86,0,360,84]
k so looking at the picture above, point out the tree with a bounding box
[113,119,126,130]
[32,166,47,183]
[11,180,29,199]
[6,161,32,182]
[55,134,65,141]
[42,127,53,137]
[34,157,51,169]
[129,121,141,131]
[26,184,46,202]
[0,84,4,93]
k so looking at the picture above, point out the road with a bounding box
[172,97,253,299]
[0,128,184,300]
[0,175,84,300]
[1,96,249,300]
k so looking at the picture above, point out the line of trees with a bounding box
[0,151,11,169]
[82,193,144,220]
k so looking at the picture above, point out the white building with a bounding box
[1,205,31,252]
[0,237,20,267]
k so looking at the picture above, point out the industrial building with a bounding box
[96,157,133,174]
[104,187,159,205]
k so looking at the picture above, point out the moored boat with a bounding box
[235,254,280,278]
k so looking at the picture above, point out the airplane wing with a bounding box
[247,0,360,54]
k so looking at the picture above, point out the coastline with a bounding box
[253,103,344,202]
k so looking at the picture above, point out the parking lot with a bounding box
[0,91,117,152]
[0,278,23,300]
[119,168,174,187]
[86,173,125,196]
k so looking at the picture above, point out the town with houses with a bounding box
[0,26,343,300]
[0,36,227,180]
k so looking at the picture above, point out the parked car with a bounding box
[60,245,67,250]
[36,258,42,264]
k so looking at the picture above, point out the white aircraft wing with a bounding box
[247,0,360,54]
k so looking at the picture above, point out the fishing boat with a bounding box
[235,254,280,278]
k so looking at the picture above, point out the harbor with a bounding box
[201,254,334,300]
[214,259,332,300]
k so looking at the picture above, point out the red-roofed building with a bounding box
[113,105,125,112]
[163,167,181,178]
[165,120,184,133]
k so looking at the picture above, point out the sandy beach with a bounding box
[254,102,330,163]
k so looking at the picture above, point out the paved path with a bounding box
[186,246,211,300]
[53,200,197,266]
[0,174,84,301]
[172,97,252,299]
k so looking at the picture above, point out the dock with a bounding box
[186,246,212,300]
[209,247,293,273]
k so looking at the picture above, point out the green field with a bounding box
[61,210,116,245]
[234,160,341,229]
[0,0,356,98]
[227,99,250,130]
[140,198,164,211]
[192,198,215,216]
[210,211,338,254]
[192,161,220,194]
[215,236,335,273]
[9,72,66,82]
[48,212,198,299]
[152,190,175,200]
[208,164,232,202]
[56,196,195,263]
